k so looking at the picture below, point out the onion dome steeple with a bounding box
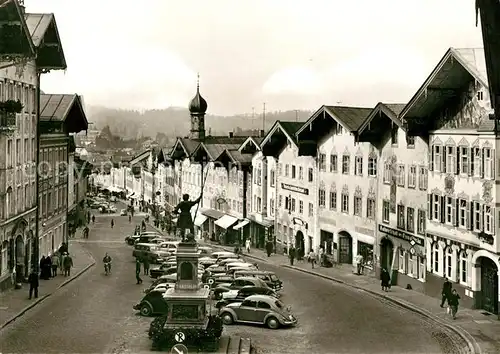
[188,73,208,115]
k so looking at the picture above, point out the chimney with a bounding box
[229,131,234,138]
[260,129,265,137]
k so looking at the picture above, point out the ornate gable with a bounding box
[432,136,443,145]
[458,137,469,146]
[354,186,362,197]
[342,184,349,194]
[472,138,480,147]
[330,182,336,190]
[445,137,456,146]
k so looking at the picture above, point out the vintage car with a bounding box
[206,264,229,274]
[234,270,284,291]
[125,234,141,245]
[149,264,178,279]
[216,258,242,266]
[220,295,297,329]
[132,243,158,260]
[213,277,271,299]
[198,246,212,256]
[199,256,217,267]
[145,274,178,294]
[211,251,239,260]
[225,262,256,271]
[149,250,173,264]
[133,289,169,316]
[221,285,279,302]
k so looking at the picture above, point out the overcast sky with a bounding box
[25,0,483,115]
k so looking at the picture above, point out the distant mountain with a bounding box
[85,106,313,139]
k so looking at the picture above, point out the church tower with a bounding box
[188,74,207,141]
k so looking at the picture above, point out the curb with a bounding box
[1,254,96,330]
[283,265,480,354]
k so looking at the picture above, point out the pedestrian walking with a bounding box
[308,249,316,269]
[51,252,60,277]
[63,253,73,276]
[265,240,273,257]
[92,215,95,223]
[143,256,150,276]
[448,288,461,319]
[28,268,39,299]
[245,238,251,253]
[289,247,296,266]
[128,214,132,223]
[355,254,364,275]
[111,219,114,229]
[319,247,324,267]
[440,277,452,307]
[381,268,391,291]
[135,258,143,284]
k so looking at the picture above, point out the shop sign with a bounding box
[378,224,424,247]
[293,217,305,226]
[281,183,309,195]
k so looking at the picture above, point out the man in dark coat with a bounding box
[173,193,202,240]
[265,240,273,257]
[289,247,296,266]
[143,256,150,275]
[28,269,39,299]
[135,258,143,284]
[440,277,452,307]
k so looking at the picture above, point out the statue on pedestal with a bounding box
[173,193,202,241]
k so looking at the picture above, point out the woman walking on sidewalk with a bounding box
[381,268,391,291]
[448,289,461,319]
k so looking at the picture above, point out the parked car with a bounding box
[146,275,178,294]
[125,234,141,245]
[234,270,283,291]
[219,295,297,329]
[199,256,217,267]
[214,277,271,299]
[221,286,279,302]
[206,265,228,274]
[149,250,173,264]
[134,234,162,245]
[225,262,256,271]
[133,289,169,316]
[198,246,212,256]
[217,258,242,266]
[211,251,239,260]
[149,264,178,279]
[132,243,157,260]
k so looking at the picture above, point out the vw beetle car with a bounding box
[220,295,297,329]
[133,289,169,316]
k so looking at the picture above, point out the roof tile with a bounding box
[324,106,373,131]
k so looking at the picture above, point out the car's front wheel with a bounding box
[221,312,234,325]
[266,316,280,329]
[140,303,153,316]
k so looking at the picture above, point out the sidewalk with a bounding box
[0,240,96,330]
[208,243,500,354]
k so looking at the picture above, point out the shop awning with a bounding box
[202,209,225,220]
[214,215,238,229]
[233,219,250,230]
[194,214,208,227]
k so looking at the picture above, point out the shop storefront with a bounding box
[378,224,425,290]
[247,214,273,249]
[201,209,226,241]
[233,219,250,245]
[214,215,239,245]
[320,230,334,256]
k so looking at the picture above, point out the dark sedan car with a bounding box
[213,277,270,299]
[133,289,169,316]
[216,286,279,307]
[149,263,177,279]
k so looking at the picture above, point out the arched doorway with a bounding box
[380,237,394,272]
[338,231,352,264]
[15,235,24,266]
[479,257,499,314]
[295,231,305,259]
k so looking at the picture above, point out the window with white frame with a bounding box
[433,194,440,221]
[355,156,363,176]
[341,193,349,213]
[299,200,303,214]
[408,254,416,277]
[354,196,362,216]
[397,205,405,229]
[484,148,492,179]
[460,146,469,174]
[285,164,289,177]
[418,166,428,190]
[329,191,337,210]
[418,256,425,280]
[433,243,439,273]
[473,147,481,177]
[408,165,416,188]
[382,200,390,223]
[368,156,377,177]
[406,207,415,232]
[445,197,453,225]
[342,155,350,174]
[319,153,326,171]
[473,201,481,231]
[291,198,296,212]
[460,252,468,285]
[367,198,375,219]
[459,199,467,228]
[446,247,453,279]
[484,205,492,233]
[417,209,426,235]
[308,202,313,217]
[397,164,405,187]
[384,163,392,184]
[308,168,314,182]
[398,248,405,272]
[446,146,456,172]
[319,188,326,208]
[299,166,303,180]
[330,155,338,173]
[434,145,442,172]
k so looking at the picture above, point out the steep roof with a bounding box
[129,150,150,166]
[0,0,35,59]
[237,136,263,153]
[323,106,373,132]
[40,94,88,133]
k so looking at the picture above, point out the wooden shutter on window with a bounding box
[452,198,457,226]
[468,201,474,230]
[467,201,472,230]
[480,203,484,231]
[429,145,434,171]
[442,147,447,173]
[456,148,460,174]
[492,207,496,235]
[491,149,495,179]
[481,148,485,178]
[428,194,432,220]
[468,147,473,176]
[440,196,446,223]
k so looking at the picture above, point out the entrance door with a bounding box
[295,231,305,259]
[338,232,352,264]
[480,257,499,314]
[380,237,394,271]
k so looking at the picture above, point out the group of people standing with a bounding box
[28,251,74,300]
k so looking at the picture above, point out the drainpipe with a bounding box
[33,70,41,272]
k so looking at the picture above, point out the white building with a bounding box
[402,48,499,315]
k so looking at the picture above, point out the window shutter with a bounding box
[491,149,495,179]
[442,147,447,173]
[468,201,474,230]
[480,203,484,231]
[456,148,460,174]
[428,194,432,220]
[492,207,496,235]
[468,148,473,176]
[481,148,485,178]
[429,145,434,171]
[452,198,457,226]
[440,196,446,223]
